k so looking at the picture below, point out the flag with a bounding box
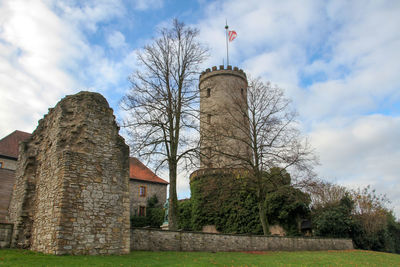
[228,30,237,42]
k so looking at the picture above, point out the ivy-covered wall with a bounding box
[189,168,311,235]
[190,169,263,234]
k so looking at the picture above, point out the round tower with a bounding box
[199,65,251,168]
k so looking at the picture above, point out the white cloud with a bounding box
[133,0,163,11]
[107,31,127,49]
[310,115,400,216]
[0,0,134,137]
[52,0,125,32]
[0,0,79,135]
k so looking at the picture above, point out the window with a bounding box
[0,161,3,168]
[139,186,147,197]
[207,114,211,124]
[241,88,244,96]
[139,206,146,217]
[207,88,211,97]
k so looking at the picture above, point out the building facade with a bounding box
[128,157,168,217]
[0,131,31,222]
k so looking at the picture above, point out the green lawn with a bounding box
[0,249,399,267]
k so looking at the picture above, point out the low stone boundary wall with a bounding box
[0,223,13,248]
[131,228,353,252]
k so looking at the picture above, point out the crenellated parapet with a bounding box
[199,65,247,87]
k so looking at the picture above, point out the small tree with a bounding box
[146,195,165,228]
[312,194,354,238]
[208,77,316,235]
[305,179,349,209]
[122,19,208,230]
[265,168,311,235]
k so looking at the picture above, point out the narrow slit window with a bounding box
[241,88,244,96]
[207,88,211,97]
[207,114,211,124]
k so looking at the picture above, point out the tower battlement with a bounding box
[199,65,247,87]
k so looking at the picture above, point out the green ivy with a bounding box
[178,199,193,230]
[266,186,311,235]
[190,172,262,234]
[190,170,310,235]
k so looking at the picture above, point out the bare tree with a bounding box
[121,19,208,230]
[208,77,316,235]
[304,179,349,209]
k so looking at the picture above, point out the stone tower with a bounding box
[199,65,251,168]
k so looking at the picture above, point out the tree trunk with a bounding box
[258,201,269,235]
[168,162,178,230]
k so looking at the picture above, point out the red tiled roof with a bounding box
[129,157,168,185]
[0,130,31,159]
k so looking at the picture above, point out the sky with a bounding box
[1,0,399,217]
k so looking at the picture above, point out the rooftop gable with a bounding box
[0,130,31,159]
[129,157,168,185]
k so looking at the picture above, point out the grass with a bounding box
[0,249,399,267]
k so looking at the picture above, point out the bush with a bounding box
[178,199,193,230]
[131,215,148,227]
[312,195,354,238]
[130,195,165,228]
[146,195,164,228]
[266,185,311,235]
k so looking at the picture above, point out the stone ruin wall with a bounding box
[7,91,130,255]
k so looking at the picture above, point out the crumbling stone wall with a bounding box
[8,91,130,255]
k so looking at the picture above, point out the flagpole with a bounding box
[225,20,229,67]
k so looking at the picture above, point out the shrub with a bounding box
[131,195,165,228]
[178,199,193,230]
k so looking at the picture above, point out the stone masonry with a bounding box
[131,228,354,252]
[7,91,130,255]
[199,65,251,168]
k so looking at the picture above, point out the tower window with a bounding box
[207,88,211,97]
[207,114,211,124]
[241,88,244,96]
[0,161,3,168]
